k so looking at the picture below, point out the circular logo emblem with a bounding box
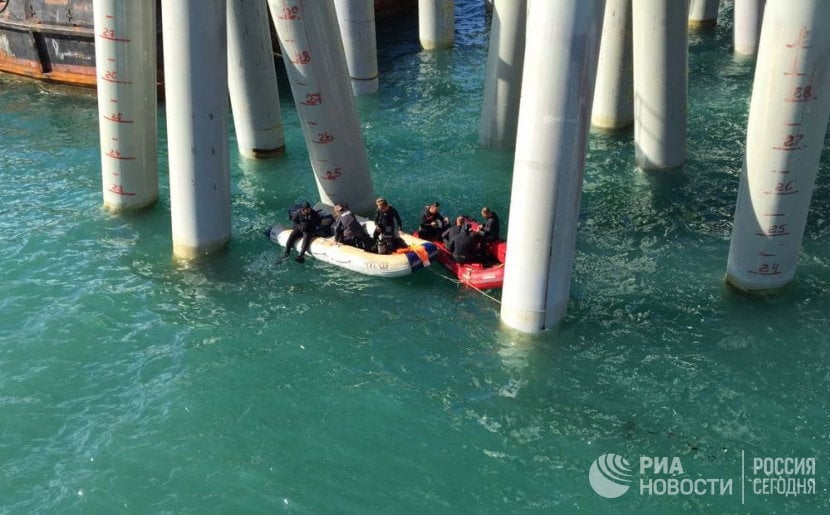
[589,453,632,498]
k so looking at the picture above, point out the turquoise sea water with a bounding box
[1,2,829,512]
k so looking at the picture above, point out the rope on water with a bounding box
[427,264,501,304]
[466,282,502,304]
[427,264,461,285]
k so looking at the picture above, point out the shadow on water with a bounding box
[640,166,691,207]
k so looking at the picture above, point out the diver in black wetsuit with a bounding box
[284,201,321,263]
[373,197,404,253]
[476,207,501,242]
[447,219,477,263]
[418,201,449,241]
[373,197,403,239]
[332,203,372,250]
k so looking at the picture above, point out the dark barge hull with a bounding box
[0,0,416,90]
[0,0,97,87]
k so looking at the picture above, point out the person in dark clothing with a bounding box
[441,216,468,246]
[373,197,403,237]
[447,221,477,264]
[332,202,372,250]
[476,207,501,242]
[284,201,321,263]
[418,202,449,241]
[373,197,403,248]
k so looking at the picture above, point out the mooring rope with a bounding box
[466,282,502,304]
[426,265,502,304]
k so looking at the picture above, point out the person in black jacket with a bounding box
[418,201,449,241]
[476,207,501,242]
[332,202,372,250]
[441,216,468,246]
[447,218,477,263]
[373,197,403,241]
[284,201,321,263]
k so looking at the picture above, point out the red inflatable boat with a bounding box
[416,217,506,290]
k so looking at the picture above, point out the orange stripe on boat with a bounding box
[395,245,430,264]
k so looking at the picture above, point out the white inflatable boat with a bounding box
[266,208,439,278]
